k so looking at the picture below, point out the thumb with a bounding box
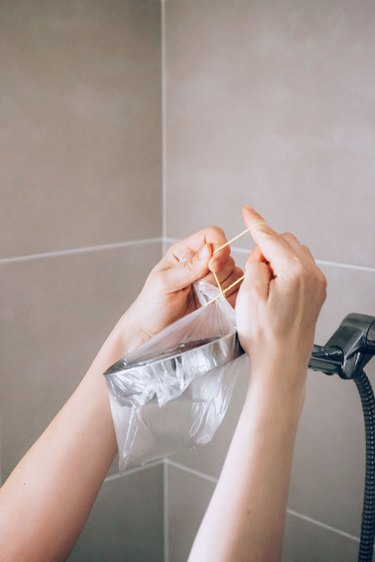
[162,244,212,292]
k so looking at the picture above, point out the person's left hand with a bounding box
[118,226,243,352]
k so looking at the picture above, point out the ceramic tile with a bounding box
[0,242,161,480]
[282,511,359,562]
[0,0,161,258]
[166,463,215,562]
[69,464,163,562]
[166,463,360,562]
[165,0,375,266]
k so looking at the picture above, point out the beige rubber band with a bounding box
[223,274,245,295]
[206,221,266,306]
[213,270,225,298]
[205,273,245,307]
[213,221,267,255]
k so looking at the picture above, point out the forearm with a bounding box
[189,364,305,562]
[0,315,140,562]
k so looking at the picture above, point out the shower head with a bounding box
[104,332,244,408]
[105,333,244,378]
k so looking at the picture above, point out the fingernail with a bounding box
[245,204,256,213]
[199,244,210,260]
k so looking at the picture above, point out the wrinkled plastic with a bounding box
[105,281,244,473]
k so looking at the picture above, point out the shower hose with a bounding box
[309,313,375,561]
[355,371,375,562]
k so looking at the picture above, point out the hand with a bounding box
[119,226,243,351]
[236,205,327,390]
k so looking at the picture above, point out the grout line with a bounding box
[163,237,375,272]
[231,248,375,273]
[0,238,162,265]
[104,459,163,483]
[165,460,365,545]
[165,459,218,485]
[161,0,167,240]
[286,508,360,544]
[315,259,375,273]
[163,460,169,562]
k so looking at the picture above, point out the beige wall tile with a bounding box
[166,463,359,562]
[165,0,375,266]
[166,463,215,562]
[0,242,161,480]
[0,0,161,258]
[69,464,163,562]
[282,511,359,562]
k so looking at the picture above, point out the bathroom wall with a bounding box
[0,1,163,561]
[2,1,375,561]
[163,1,375,561]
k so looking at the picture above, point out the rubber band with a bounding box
[213,271,225,298]
[213,221,267,255]
[205,274,245,307]
[205,221,266,307]
[223,274,245,295]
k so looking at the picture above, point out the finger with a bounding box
[161,243,213,292]
[242,205,295,270]
[221,266,245,297]
[165,226,230,267]
[239,259,273,301]
[177,226,231,273]
[248,244,267,264]
[226,290,240,308]
[202,256,236,287]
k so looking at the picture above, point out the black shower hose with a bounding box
[355,371,375,562]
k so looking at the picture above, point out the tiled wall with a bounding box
[164,1,375,561]
[2,1,375,561]
[0,1,163,561]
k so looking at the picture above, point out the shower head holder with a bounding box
[310,313,375,380]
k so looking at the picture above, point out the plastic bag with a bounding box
[105,280,245,473]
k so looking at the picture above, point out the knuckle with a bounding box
[281,231,298,242]
[217,254,234,269]
[225,256,235,270]
[288,257,305,276]
[319,271,328,288]
[318,273,328,299]
[182,258,195,273]
[301,244,311,254]
[207,225,226,238]
[285,257,311,287]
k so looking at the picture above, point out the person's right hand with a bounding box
[235,205,327,391]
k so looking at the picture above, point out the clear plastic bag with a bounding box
[105,281,244,473]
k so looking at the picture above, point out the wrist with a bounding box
[111,310,147,357]
[248,341,311,384]
[242,384,305,439]
[89,311,146,378]
[244,361,307,424]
